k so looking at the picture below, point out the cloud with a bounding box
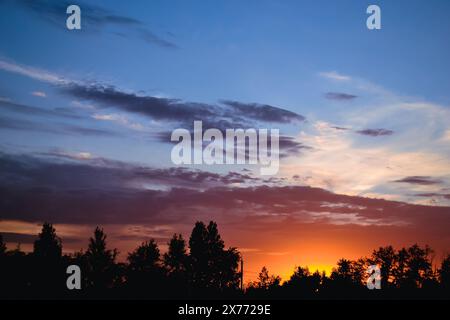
[0,59,305,134]
[282,117,450,206]
[279,136,312,158]
[0,151,258,194]
[324,92,357,101]
[220,100,305,123]
[92,113,145,131]
[31,91,46,98]
[305,211,406,227]
[356,128,394,136]
[6,0,178,49]
[319,71,351,81]
[0,59,69,85]
[393,176,442,185]
[414,193,450,199]
[1,151,448,236]
[0,59,307,151]
[138,29,179,49]
[0,99,80,119]
[63,83,222,124]
[39,149,93,161]
[330,126,350,131]
[62,83,305,129]
[0,232,38,244]
[0,152,263,224]
[0,114,117,137]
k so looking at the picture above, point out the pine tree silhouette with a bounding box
[32,223,64,296]
[85,227,118,291]
[164,233,188,275]
[33,222,62,260]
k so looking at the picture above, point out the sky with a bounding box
[0,0,449,281]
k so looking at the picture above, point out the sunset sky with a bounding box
[0,0,449,282]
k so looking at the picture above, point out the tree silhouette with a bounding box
[439,254,450,290]
[218,246,241,290]
[257,266,270,289]
[0,243,31,299]
[332,259,353,282]
[128,240,160,271]
[164,233,188,275]
[393,244,433,289]
[0,234,6,256]
[0,222,448,299]
[393,247,409,288]
[256,266,281,289]
[33,222,62,260]
[85,227,118,290]
[406,244,433,288]
[326,258,367,296]
[246,266,282,298]
[32,223,64,295]
[163,233,189,297]
[350,258,367,285]
[206,221,225,288]
[369,246,396,288]
[189,221,209,288]
[284,266,322,297]
[0,234,7,297]
[125,239,163,296]
[189,221,240,292]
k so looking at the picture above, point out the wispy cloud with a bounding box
[324,92,357,101]
[63,83,305,129]
[92,113,145,131]
[31,91,46,98]
[0,59,69,85]
[393,176,442,185]
[356,128,394,137]
[5,0,178,49]
[0,58,305,131]
[319,71,351,81]
[0,114,117,137]
[0,99,80,119]
[220,100,305,123]
[282,99,450,205]
[39,149,93,161]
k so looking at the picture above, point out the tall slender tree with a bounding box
[189,221,240,290]
[189,221,209,287]
[85,227,118,290]
[164,233,188,274]
[33,222,62,260]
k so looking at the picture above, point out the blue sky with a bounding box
[1,0,450,105]
[0,0,449,205]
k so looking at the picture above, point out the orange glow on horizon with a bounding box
[2,218,449,283]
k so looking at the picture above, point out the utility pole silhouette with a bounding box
[240,257,244,292]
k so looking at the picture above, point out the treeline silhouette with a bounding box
[0,221,449,299]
